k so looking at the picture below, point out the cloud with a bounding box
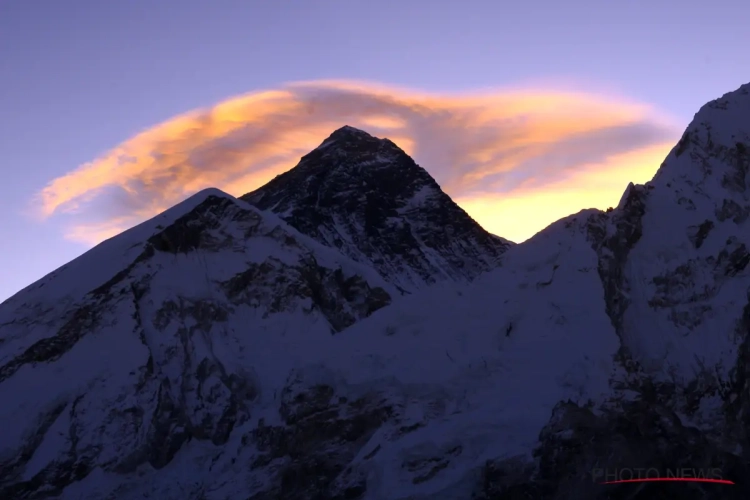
[35,80,680,244]
[455,142,673,241]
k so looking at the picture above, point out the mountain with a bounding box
[241,125,512,293]
[0,188,400,499]
[0,129,511,500]
[1,82,750,499]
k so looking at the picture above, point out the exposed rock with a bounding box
[242,126,511,292]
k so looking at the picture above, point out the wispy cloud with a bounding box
[34,80,680,244]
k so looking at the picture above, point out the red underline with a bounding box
[601,478,735,485]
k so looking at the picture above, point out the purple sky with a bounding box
[1,0,749,302]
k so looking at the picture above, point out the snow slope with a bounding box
[0,188,398,498]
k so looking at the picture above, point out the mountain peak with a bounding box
[329,125,373,139]
[649,81,750,198]
[242,130,510,291]
[315,125,390,154]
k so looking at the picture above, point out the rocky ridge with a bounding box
[242,125,511,293]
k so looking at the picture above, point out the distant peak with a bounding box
[192,187,233,199]
[310,125,390,155]
[330,125,373,138]
[316,125,384,148]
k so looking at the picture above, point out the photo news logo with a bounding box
[591,467,734,485]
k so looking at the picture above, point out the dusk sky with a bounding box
[1,0,749,302]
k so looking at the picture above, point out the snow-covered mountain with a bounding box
[0,188,400,499]
[241,125,512,293]
[1,82,750,499]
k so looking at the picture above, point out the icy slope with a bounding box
[242,126,511,292]
[512,82,750,499]
[612,82,750,382]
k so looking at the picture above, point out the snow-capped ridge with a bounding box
[314,125,391,154]
[650,81,750,189]
[327,124,374,140]
[1,188,237,308]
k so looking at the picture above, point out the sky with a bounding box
[1,0,749,303]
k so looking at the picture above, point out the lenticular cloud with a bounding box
[34,80,679,244]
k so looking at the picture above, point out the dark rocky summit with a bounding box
[242,125,511,292]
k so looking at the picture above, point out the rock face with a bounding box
[241,125,511,292]
[2,83,750,499]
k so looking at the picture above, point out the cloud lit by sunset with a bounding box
[35,80,680,245]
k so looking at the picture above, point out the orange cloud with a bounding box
[34,80,680,245]
[455,142,675,241]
